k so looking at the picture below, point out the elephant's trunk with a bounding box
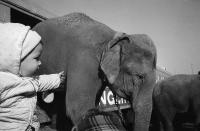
[131,80,140,109]
[131,72,155,131]
[132,91,153,131]
[131,75,144,109]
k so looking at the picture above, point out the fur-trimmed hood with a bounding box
[0,23,41,75]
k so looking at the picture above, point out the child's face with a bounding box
[20,43,42,77]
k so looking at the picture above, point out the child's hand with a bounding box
[59,71,65,84]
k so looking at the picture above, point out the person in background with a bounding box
[0,23,65,131]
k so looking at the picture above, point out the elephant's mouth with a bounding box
[115,88,130,100]
[110,80,133,100]
[120,73,145,100]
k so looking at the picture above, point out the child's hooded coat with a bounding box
[0,23,61,131]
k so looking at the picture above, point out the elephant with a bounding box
[33,12,157,131]
[153,74,200,131]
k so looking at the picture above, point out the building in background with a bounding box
[156,66,171,82]
[0,0,54,26]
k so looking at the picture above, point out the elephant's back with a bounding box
[46,12,115,46]
[53,12,96,28]
[162,74,199,91]
[156,75,191,99]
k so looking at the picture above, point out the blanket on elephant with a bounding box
[74,109,127,131]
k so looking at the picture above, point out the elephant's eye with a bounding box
[135,74,145,84]
[136,74,144,79]
[143,50,152,59]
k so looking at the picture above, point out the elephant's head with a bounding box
[101,33,157,130]
[101,33,157,102]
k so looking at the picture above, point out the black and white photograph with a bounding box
[0,0,200,131]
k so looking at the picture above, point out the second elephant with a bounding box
[153,74,200,131]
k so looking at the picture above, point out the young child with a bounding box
[0,23,65,131]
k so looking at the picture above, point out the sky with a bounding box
[31,0,200,75]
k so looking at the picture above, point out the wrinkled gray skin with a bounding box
[153,74,200,131]
[33,12,157,131]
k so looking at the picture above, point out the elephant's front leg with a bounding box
[65,52,102,124]
[133,88,153,131]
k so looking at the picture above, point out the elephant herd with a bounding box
[32,12,200,131]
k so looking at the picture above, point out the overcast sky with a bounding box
[32,0,200,74]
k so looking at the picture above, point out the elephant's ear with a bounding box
[101,32,129,84]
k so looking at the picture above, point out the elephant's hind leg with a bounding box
[160,107,175,131]
[194,112,200,131]
[157,94,176,131]
[192,98,200,131]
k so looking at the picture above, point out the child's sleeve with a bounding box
[34,74,61,92]
[0,73,61,101]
